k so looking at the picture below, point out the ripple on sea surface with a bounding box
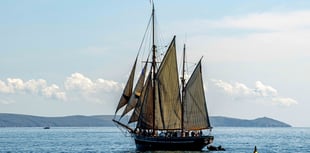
[0,127,310,153]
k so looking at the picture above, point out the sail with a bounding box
[154,36,182,130]
[136,37,182,130]
[128,72,151,123]
[115,57,137,114]
[136,72,154,129]
[183,60,211,130]
[121,61,148,118]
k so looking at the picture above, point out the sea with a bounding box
[0,127,309,153]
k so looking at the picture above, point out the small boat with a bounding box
[207,145,225,151]
[43,126,50,129]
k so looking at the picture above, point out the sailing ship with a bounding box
[113,3,213,151]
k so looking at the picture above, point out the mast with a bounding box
[181,44,186,93]
[181,44,186,132]
[151,2,156,134]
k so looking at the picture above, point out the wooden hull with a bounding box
[134,134,214,151]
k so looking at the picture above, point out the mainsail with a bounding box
[135,36,182,130]
[154,36,182,129]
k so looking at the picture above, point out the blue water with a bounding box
[0,127,309,153]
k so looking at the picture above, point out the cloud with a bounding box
[0,78,67,101]
[172,10,310,62]
[0,73,123,104]
[64,73,122,103]
[65,73,122,93]
[180,10,310,34]
[211,79,297,106]
[272,97,298,106]
[254,81,277,97]
[209,11,310,31]
[7,78,24,91]
[0,73,299,108]
[0,80,12,93]
[65,73,94,92]
[24,79,47,94]
[41,84,67,101]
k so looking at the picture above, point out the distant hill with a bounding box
[0,113,114,127]
[210,116,291,127]
[0,113,291,127]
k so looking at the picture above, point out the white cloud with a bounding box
[173,10,310,62]
[211,79,234,94]
[95,78,121,92]
[211,79,297,106]
[254,81,277,97]
[64,73,122,103]
[7,78,24,92]
[65,73,94,92]
[272,97,298,106]
[200,30,310,62]
[24,79,47,94]
[181,10,310,34]
[65,73,122,92]
[209,11,310,31]
[0,78,67,101]
[0,73,123,104]
[0,80,12,93]
[42,84,67,101]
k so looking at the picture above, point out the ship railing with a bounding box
[133,128,209,138]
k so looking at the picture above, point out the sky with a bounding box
[0,0,309,127]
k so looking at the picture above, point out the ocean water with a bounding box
[0,127,309,153]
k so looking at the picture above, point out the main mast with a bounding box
[181,44,186,133]
[151,2,156,134]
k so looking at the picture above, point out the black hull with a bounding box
[134,134,214,151]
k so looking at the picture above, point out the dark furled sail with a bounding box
[115,57,137,114]
[128,72,151,124]
[121,61,148,118]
